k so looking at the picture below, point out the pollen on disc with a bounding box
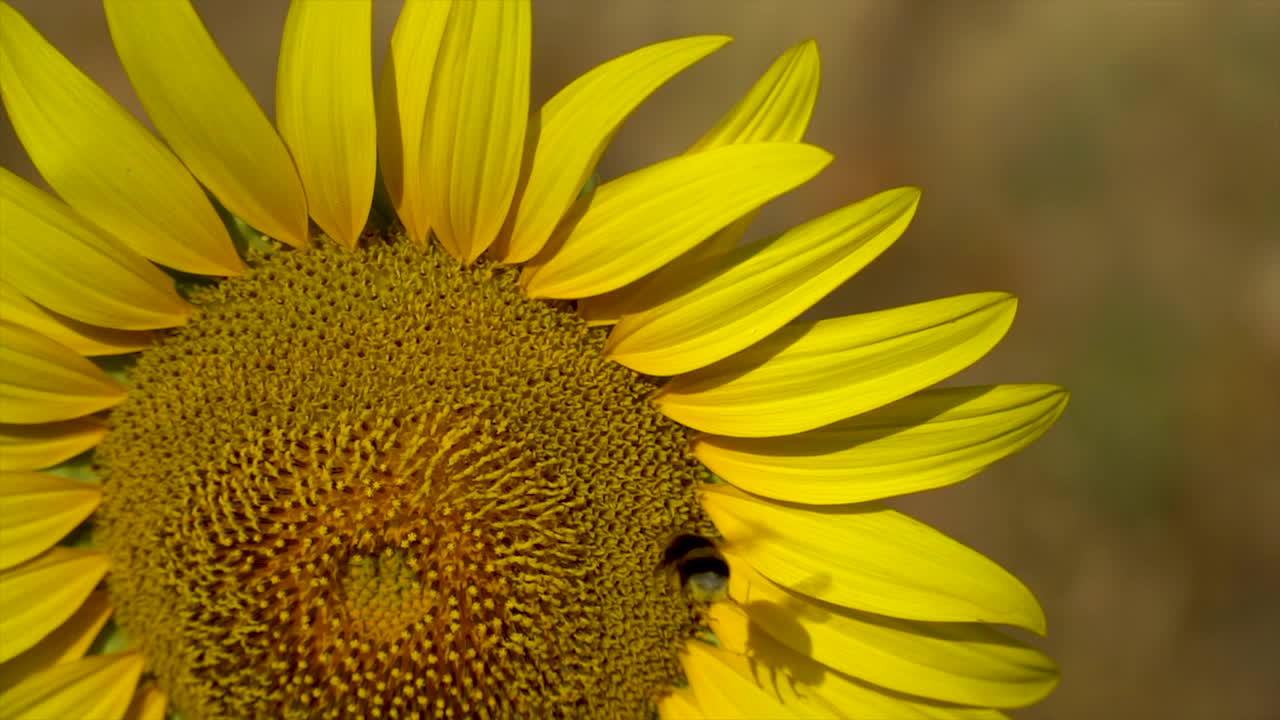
[94,236,715,719]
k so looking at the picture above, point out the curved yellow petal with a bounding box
[696,384,1069,504]
[276,0,375,249]
[725,551,1057,708]
[0,547,109,663]
[0,419,105,473]
[123,682,167,720]
[674,38,821,259]
[679,641,805,719]
[376,0,451,245]
[0,283,152,357]
[493,35,731,264]
[0,651,143,720]
[579,39,821,324]
[576,292,629,327]
[656,688,704,719]
[0,4,242,276]
[607,187,920,375]
[0,169,189,331]
[655,293,1016,437]
[521,143,832,299]
[577,209,761,329]
[0,321,125,425]
[421,0,531,263]
[0,590,111,693]
[706,602,1011,719]
[0,472,100,570]
[104,0,308,248]
[702,485,1045,632]
[689,39,821,152]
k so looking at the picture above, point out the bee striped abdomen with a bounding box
[661,534,730,603]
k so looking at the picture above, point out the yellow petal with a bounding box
[0,471,100,570]
[607,187,920,375]
[725,551,1057,709]
[576,210,763,327]
[705,602,1011,719]
[670,38,820,259]
[678,641,805,719]
[104,0,309,248]
[0,547,109,663]
[0,321,126,425]
[420,0,531,263]
[0,590,111,693]
[0,4,242,276]
[0,168,190,330]
[375,0,451,245]
[688,39,820,152]
[521,143,832,299]
[656,688,705,720]
[0,419,105,473]
[0,283,152,357]
[0,651,143,720]
[276,0,376,249]
[655,292,1017,437]
[493,35,731,264]
[703,485,1045,632]
[122,682,166,720]
[696,384,1069,504]
[575,291,630,327]
[579,40,820,324]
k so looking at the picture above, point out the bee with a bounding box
[659,533,730,604]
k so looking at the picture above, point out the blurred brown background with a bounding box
[3,1,1278,718]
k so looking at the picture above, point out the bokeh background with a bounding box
[3,1,1277,718]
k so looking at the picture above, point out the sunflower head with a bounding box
[0,1,1065,719]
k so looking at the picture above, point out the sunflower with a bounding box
[0,1,1067,718]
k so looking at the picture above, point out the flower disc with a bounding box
[95,236,712,719]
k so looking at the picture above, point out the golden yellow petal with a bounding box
[688,39,820,152]
[0,282,152,357]
[0,3,242,276]
[0,419,105,473]
[0,590,111,694]
[705,602,1010,719]
[575,211,762,327]
[579,39,820,324]
[656,688,705,720]
[420,0,531,262]
[0,321,125,425]
[702,484,1046,633]
[122,682,167,720]
[606,187,920,375]
[655,293,1017,437]
[694,384,1069,504]
[0,169,190,331]
[725,551,1058,709]
[105,0,309,247]
[0,651,143,720]
[494,35,730,264]
[376,0,451,245]
[678,640,805,719]
[521,143,831,299]
[276,0,376,249]
[0,471,100,570]
[0,547,109,663]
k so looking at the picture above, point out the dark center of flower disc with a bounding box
[95,236,713,719]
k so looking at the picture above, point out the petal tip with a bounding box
[1051,386,1071,407]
